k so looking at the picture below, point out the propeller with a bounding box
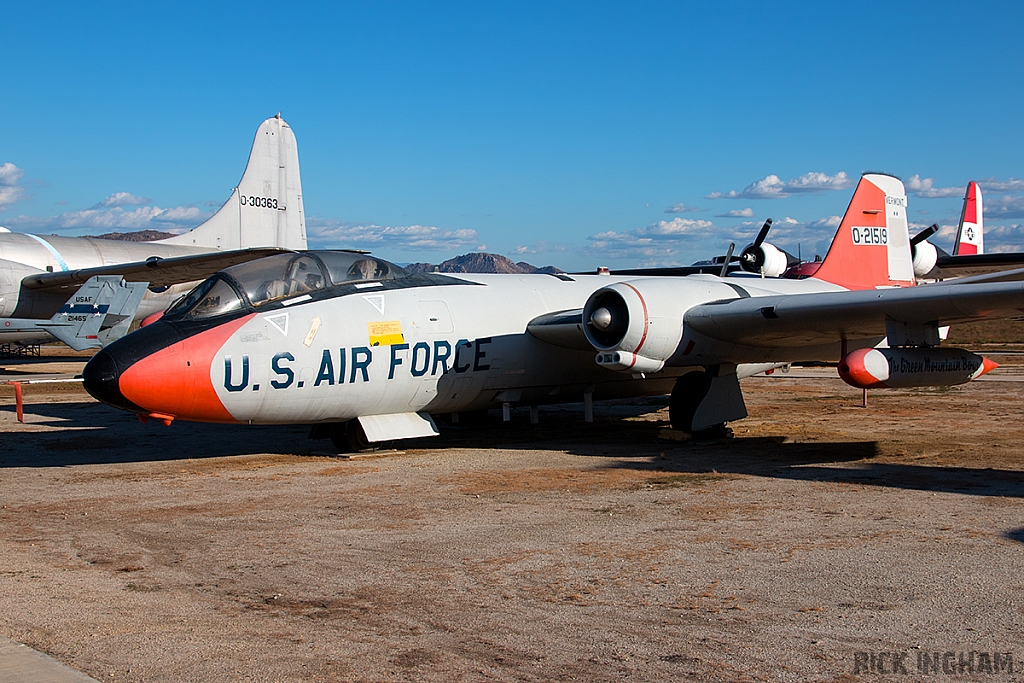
[719,242,735,278]
[740,218,773,268]
[910,224,939,248]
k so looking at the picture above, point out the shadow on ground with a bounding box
[4,399,1024,499]
[1,401,311,467]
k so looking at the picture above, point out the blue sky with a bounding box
[3,1,1024,269]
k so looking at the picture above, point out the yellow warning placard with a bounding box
[368,320,405,346]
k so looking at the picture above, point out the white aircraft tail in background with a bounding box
[953,180,983,255]
[159,114,307,252]
[1,115,305,325]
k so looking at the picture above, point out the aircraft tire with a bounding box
[669,371,712,433]
[330,420,393,453]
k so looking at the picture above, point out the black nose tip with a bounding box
[83,348,140,412]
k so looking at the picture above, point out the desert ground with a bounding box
[1,345,1023,682]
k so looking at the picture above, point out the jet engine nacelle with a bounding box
[911,240,938,278]
[582,278,737,372]
[739,242,794,277]
[838,347,997,389]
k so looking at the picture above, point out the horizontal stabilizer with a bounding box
[39,276,148,350]
[20,247,291,293]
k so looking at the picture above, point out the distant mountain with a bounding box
[85,230,177,242]
[405,252,564,275]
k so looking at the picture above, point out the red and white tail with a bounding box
[811,173,915,290]
[953,181,983,255]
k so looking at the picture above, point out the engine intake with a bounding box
[582,278,740,372]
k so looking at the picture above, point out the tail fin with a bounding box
[811,173,915,290]
[158,115,307,251]
[953,180,983,255]
[41,276,147,351]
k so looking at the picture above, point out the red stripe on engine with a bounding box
[621,283,649,354]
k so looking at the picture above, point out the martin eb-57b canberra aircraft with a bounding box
[84,173,1024,449]
[0,115,306,344]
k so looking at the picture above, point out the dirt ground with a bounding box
[1,348,1023,682]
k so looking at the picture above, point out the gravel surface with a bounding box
[1,351,1023,682]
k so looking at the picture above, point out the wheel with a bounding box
[669,371,712,433]
[330,421,392,453]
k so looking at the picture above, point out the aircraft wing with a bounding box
[570,264,739,277]
[19,247,292,293]
[685,279,1024,348]
[931,252,1024,278]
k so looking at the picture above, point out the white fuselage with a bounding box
[0,233,203,319]
[207,272,847,424]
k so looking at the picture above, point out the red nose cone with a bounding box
[980,357,999,377]
[837,348,889,389]
[119,314,254,423]
[140,310,165,327]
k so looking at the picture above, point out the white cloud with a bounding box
[784,172,855,193]
[979,178,1024,193]
[93,191,151,208]
[635,217,716,237]
[715,208,754,218]
[585,218,718,261]
[984,196,1024,219]
[0,163,25,186]
[664,202,705,214]
[308,219,481,251]
[510,241,566,256]
[707,172,852,200]
[904,175,963,198]
[0,185,28,208]
[808,215,842,230]
[981,223,1024,252]
[6,203,210,231]
[0,163,28,209]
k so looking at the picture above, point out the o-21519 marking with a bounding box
[851,227,888,245]
[239,195,278,209]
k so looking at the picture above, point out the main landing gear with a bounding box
[309,421,393,453]
[668,366,748,434]
[669,371,714,433]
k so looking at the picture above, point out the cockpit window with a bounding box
[220,253,327,307]
[163,251,408,321]
[165,276,244,320]
[315,251,406,285]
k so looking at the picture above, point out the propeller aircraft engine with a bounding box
[737,219,800,277]
[910,224,940,278]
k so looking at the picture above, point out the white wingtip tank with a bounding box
[158,115,307,251]
[953,181,983,256]
[812,173,915,290]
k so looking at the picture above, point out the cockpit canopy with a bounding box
[165,251,407,321]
